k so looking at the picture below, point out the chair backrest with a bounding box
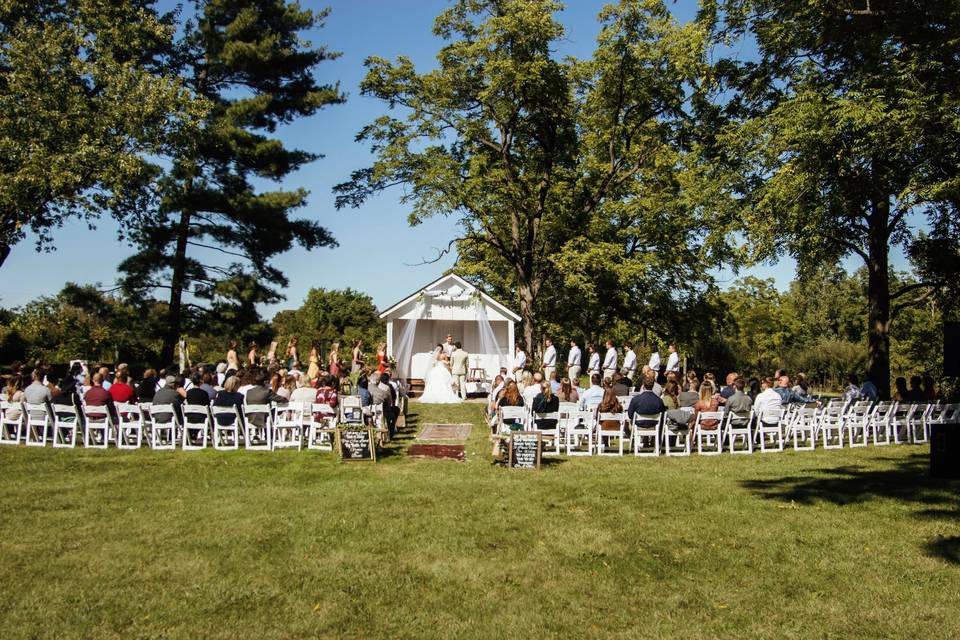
[211,405,241,426]
[114,402,143,423]
[149,403,178,425]
[631,413,662,430]
[51,403,79,420]
[275,403,305,424]
[0,400,21,421]
[726,410,751,426]
[182,404,211,421]
[557,402,579,416]
[597,412,625,426]
[617,396,632,410]
[873,401,896,418]
[80,403,109,421]
[758,405,782,425]
[500,406,527,420]
[695,411,725,426]
[341,396,361,409]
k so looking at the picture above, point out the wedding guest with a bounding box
[556,378,579,403]
[580,373,605,408]
[306,341,321,381]
[689,381,720,430]
[587,343,601,377]
[660,379,680,410]
[542,337,557,381]
[496,380,525,430]
[247,341,259,366]
[352,339,365,373]
[531,382,559,429]
[327,342,341,378]
[567,339,582,384]
[108,372,137,404]
[226,340,240,372]
[213,376,245,425]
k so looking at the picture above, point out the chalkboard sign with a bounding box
[508,432,541,470]
[337,428,376,463]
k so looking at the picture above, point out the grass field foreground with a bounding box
[0,402,958,638]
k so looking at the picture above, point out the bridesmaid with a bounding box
[226,340,240,372]
[376,342,388,374]
[247,341,259,366]
[327,342,341,378]
[306,341,321,381]
[351,339,365,373]
[286,336,299,370]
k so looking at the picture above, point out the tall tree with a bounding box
[120,0,344,365]
[336,0,712,352]
[0,0,201,267]
[703,0,960,397]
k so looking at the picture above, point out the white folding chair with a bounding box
[211,405,241,450]
[756,405,784,452]
[340,396,364,425]
[82,404,113,449]
[24,402,53,447]
[790,407,818,451]
[147,403,178,450]
[617,396,632,413]
[694,411,724,455]
[243,404,273,450]
[844,400,873,448]
[115,402,144,449]
[868,401,895,446]
[724,410,753,454]
[889,402,913,444]
[565,409,594,455]
[663,410,692,456]
[273,402,305,450]
[51,403,80,448]
[631,413,661,457]
[181,404,211,450]
[497,406,529,434]
[818,402,845,449]
[531,411,561,455]
[308,404,337,451]
[918,402,940,443]
[0,400,23,445]
[557,402,578,449]
[596,411,626,456]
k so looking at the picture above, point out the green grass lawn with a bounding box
[1,402,958,639]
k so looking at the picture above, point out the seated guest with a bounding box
[519,370,534,393]
[906,375,924,402]
[245,370,288,408]
[355,373,373,414]
[634,365,662,396]
[84,372,115,421]
[137,369,159,401]
[276,374,295,400]
[315,375,340,416]
[548,371,561,394]
[556,377,579,404]
[843,374,861,402]
[213,376,245,425]
[23,369,52,408]
[678,381,699,408]
[199,372,217,401]
[497,380,526,430]
[597,387,623,431]
[289,376,318,404]
[753,377,782,423]
[579,373,605,408]
[627,372,666,427]
[665,380,699,430]
[774,375,814,404]
[215,362,228,387]
[660,380,680,410]
[922,374,938,401]
[748,377,761,401]
[522,373,542,405]
[109,372,137,404]
[791,373,810,399]
[689,381,720,430]
[859,376,878,402]
[488,374,506,419]
[893,376,909,402]
[531,382,559,429]
[613,370,632,398]
[725,377,753,424]
[720,372,738,400]
[152,375,185,424]
[184,375,211,423]
[4,375,25,422]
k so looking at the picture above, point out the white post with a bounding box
[507,320,514,373]
[386,320,394,357]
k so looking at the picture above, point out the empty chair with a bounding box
[181,405,211,450]
[869,401,896,446]
[790,407,818,451]
[818,402,845,449]
[918,402,941,443]
[596,411,626,456]
[273,402,306,450]
[51,403,80,448]
[756,405,784,453]
[631,413,662,457]
[844,400,874,448]
[694,410,724,455]
[889,403,914,444]
[556,402,579,451]
[724,409,753,454]
[211,405,242,450]
[82,403,113,449]
[0,400,23,445]
[565,409,595,455]
[147,403,178,450]
[243,404,273,450]
[308,403,337,451]
[115,403,144,449]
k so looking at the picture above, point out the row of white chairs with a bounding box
[495,400,959,457]
[0,399,388,452]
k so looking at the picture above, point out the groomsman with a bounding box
[602,340,618,381]
[587,343,601,377]
[443,334,456,357]
[665,343,680,377]
[648,344,662,382]
[567,339,582,383]
[622,342,637,381]
[512,342,527,379]
[542,337,557,381]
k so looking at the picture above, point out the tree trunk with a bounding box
[0,242,9,269]
[518,279,536,358]
[866,198,891,400]
[161,208,192,366]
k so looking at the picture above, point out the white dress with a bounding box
[419,359,463,404]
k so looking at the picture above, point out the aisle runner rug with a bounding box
[408,423,473,461]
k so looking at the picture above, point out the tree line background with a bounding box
[1,0,958,398]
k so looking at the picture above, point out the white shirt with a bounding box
[513,350,526,370]
[588,351,601,372]
[666,351,679,372]
[542,345,556,367]
[623,349,637,372]
[522,384,540,405]
[648,351,661,371]
[603,347,617,370]
[568,345,581,367]
[443,342,456,356]
[754,388,782,421]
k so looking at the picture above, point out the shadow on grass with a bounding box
[740,452,960,564]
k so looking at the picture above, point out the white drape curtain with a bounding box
[474,299,507,373]
[394,300,425,380]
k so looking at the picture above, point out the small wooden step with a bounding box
[406,378,425,398]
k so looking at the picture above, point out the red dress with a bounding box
[377,353,387,374]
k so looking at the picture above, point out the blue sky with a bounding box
[1,1,909,315]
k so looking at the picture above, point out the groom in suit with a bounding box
[451,341,470,400]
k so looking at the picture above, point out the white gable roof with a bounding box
[379,273,521,322]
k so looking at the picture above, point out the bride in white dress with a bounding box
[419,347,463,404]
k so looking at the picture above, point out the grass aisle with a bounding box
[0,403,958,639]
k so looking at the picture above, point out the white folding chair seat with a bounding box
[243,404,273,450]
[0,400,23,445]
[147,403,178,449]
[756,405,784,452]
[115,402,144,449]
[596,411,626,456]
[631,413,661,457]
[273,402,306,450]
[790,407,818,451]
[51,403,80,448]
[868,401,895,446]
[694,411,724,455]
[724,409,753,454]
[663,409,692,456]
[211,405,241,450]
[81,404,113,448]
[531,411,561,455]
[844,400,873,448]
[181,405,211,450]
[818,404,845,448]
[565,409,594,455]
[308,403,337,450]
[497,406,529,434]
